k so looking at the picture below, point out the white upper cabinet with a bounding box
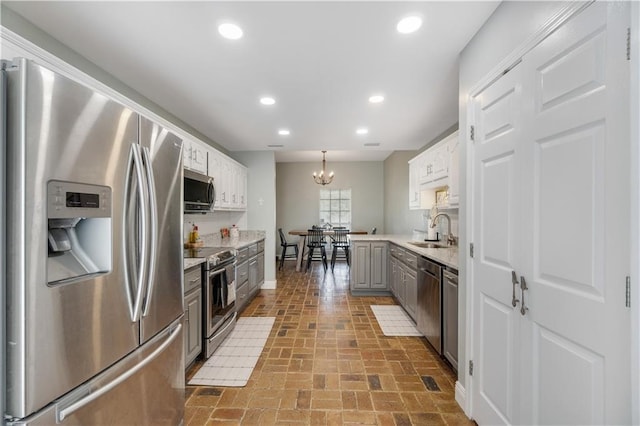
[447,132,460,206]
[408,158,421,209]
[418,138,448,186]
[183,139,207,174]
[408,130,459,209]
[206,148,247,211]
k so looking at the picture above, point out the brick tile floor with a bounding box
[185,262,473,425]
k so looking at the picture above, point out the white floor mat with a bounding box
[370,305,422,336]
[188,317,275,387]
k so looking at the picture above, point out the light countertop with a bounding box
[183,231,266,270]
[349,234,459,269]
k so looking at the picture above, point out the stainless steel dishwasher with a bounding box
[417,256,442,354]
[442,267,458,371]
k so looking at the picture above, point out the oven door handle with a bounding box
[209,268,226,278]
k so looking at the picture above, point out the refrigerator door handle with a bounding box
[56,323,182,422]
[130,145,149,322]
[141,146,158,317]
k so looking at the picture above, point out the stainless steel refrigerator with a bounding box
[2,58,185,425]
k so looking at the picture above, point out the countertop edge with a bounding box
[349,234,459,270]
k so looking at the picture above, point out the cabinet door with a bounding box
[409,160,421,209]
[191,142,208,174]
[447,132,460,206]
[404,268,417,320]
[370,242,388,289]
[248,257,258,293]
[236,281,249,313]
[389,257,397,296]
[396,265,406,306]
[184,289,202,367]
[418,151,432,183]
[350,243,371,289]
[443,273,458,370]
[257,251,264,285]
[238,166,247,209]
[207,150,222,207]
[431,142,448,181]
[182,139,192,170]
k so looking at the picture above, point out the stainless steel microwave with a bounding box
[184,169,215,213]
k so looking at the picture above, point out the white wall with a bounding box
[458,0,572,395]
[233,151,277,287]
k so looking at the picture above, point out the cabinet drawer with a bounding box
[390,245,403,260]
[236,281,249,310]
[249,243,258,257]
[237,247,249,263]
[237,261,249,284]
[184,265,202,294]
[403,251,418,269]
[257,240,265,253]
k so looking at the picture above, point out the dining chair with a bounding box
[330,228,350,271]
[306,228,327,272]
[278,228,299,270]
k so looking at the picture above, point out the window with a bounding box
[319,188,351,229]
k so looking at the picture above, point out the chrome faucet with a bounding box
[430,213,457,246]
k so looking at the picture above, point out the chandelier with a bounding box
[312,150,334,185]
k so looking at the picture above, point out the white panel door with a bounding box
[519,3,630,424]
[471,63,524,426]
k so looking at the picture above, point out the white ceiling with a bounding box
[5,1,499,162]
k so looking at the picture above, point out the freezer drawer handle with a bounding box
[56,323,182,422]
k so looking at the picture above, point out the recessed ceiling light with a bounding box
[260,97,276,106]
[278,129,290,136]
[397,16,422,34]
[356,128,369,135]
[369,95,385,104]
[218,22,243,40]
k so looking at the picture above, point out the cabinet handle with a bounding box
[520,276,529,316]
[511,271,520,308]
[188,279,198,284]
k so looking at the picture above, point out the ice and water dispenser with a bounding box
[47,180,112,284]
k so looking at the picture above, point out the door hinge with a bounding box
[626,276,631,307]
[469,360,474,376]
[470,243,474,258]
[470,125,475,142]
[627,27,631,61]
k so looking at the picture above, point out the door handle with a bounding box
[141,146,158,317]
[520,276,529,316]
[511,270,520,308]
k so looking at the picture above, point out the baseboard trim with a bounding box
[455,381,468,416]
[261,280,276,290]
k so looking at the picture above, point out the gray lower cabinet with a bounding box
[404,267,417,320]
[350,241,388,294]
[248,257,258,294]
[236,239,265,314]
[183,265,202,368]
[184,287,202,367]
[443,268,459,371]
[389,243,418,321]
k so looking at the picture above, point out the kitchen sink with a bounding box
[408,241,448,249]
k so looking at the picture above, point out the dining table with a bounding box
[288,229,368,272]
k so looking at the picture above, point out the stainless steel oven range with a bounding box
[184,247,237,358]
